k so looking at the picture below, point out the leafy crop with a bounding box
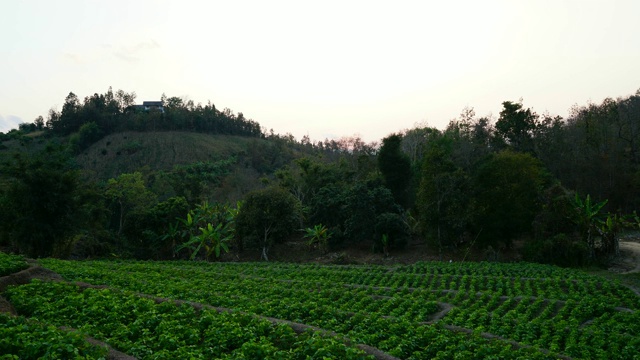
[5,280,373,359]
[31,259,640,358]
[0,313,108,359]
[0,252,28,276]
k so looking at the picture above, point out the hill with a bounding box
[76,131,255,180]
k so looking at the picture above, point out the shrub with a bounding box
[522,233,590,267]
[374,212,410,254]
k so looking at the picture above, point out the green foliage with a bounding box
[532,183,576,240]
[38,258,640,359]
[495,100,539,153]
[175,201,238,261]
[0,251,28,276]
[417,133,473,252]
[529,189,636,266]
[164,158,236,205]
[343,181,403,245]
[105,171,157,236]
[6,281,372,359]
[0,145,84,257]
[69,121,103,154]
[46,87,263,138]
[522,233,590,267]
[302,224,331,253]
[378,134,412,208]
[570,192,608,250]
[569,193,632,262]
[373,212,410,254]
[125,196,190,260]
[0,313,109,359]
[236,187,302,260]
[472,150,550,248]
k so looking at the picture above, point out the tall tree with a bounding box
[417,133,472,256]
[0,145,83,257]
[378,134,412,208]
[105,172,157,236]
[495,100,539,153]
[57,92,82,135]
[472,150,550,248]
[235,187,302,261]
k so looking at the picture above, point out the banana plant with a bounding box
[199,222,231,260]
[571,193,607,258]
[302,224,331,254]
[380,233,390,258]
[175,201,239,260]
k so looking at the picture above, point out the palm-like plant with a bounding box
[175,202,238,261]
[571,193,609,259]
[303,224,331,254]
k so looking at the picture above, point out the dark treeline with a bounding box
[15,87,263,144]
[407,90,640,265]
[1,88,639,267]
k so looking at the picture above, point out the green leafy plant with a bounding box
[175,201,238,261]
[302,224,331,254]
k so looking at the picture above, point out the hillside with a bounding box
[76,131,255,181]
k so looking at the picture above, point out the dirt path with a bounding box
[609,240,640,274]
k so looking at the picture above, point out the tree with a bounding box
[495,100,539,153]
[34,116,45,130]
[235,187,302,261]
[472,150,550,248]
[378,134,412,208]
[105,172,157,236]
[57,92,82,135]
[417,133,473,257]
[343,180,403,245]
[0,145,84,257]
[69,121,103,154]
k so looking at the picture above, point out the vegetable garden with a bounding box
[1,251,639,359]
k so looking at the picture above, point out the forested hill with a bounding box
[1,87,640,269]
[15,88,264,140]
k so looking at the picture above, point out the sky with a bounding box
[1,0,639,143]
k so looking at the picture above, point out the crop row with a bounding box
[0,252,28,277]
[40,258,640,309]
[5,280,376,360]
[0,312,108,359]
[39,259,632,359]
[6,279,560,360]
[114,260,640,307]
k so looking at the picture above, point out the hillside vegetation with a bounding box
[1,87,640,269]
[77,132,254,180]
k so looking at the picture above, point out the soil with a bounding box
[608,238,640,274]
[221,237,522,265]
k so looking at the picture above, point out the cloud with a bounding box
[113,39,161,63]
[0,114,24,133]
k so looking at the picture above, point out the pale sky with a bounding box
[1,0,639,142]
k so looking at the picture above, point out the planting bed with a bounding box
[1,252,639,359]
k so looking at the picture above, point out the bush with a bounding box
[521,233,590,267]
[374,212,410,253]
